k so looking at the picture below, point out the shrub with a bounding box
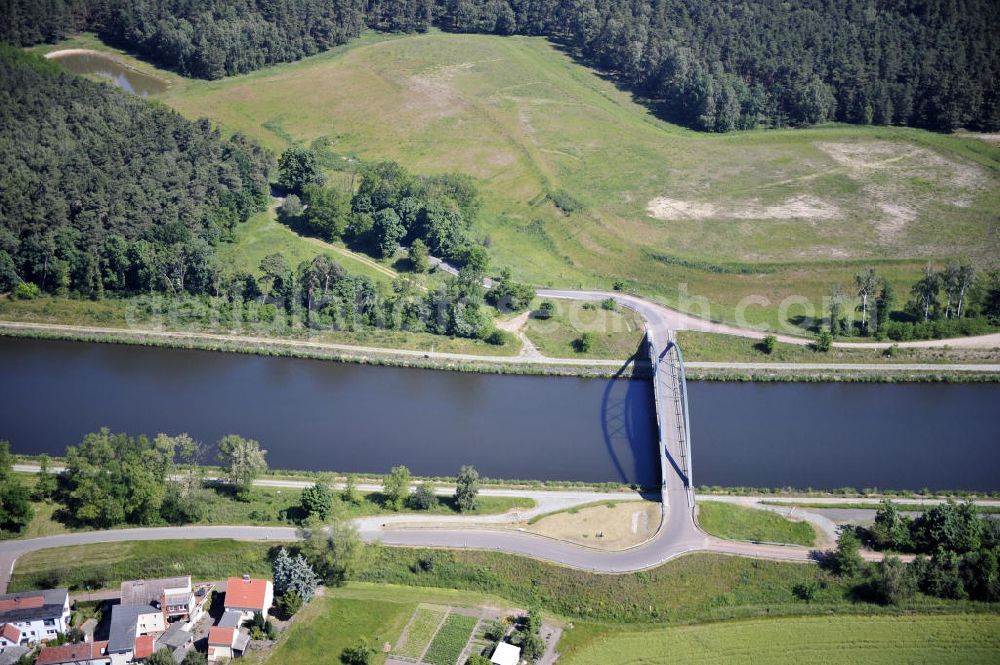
[600,298,618,311]
[574,332,595,353]
[612,280,626,291]
[341,641,374,665]
[761,335,777,354]
[533,301,555,320]
[276,590,303,619]
[13,281,40,299]
[548,189,583,214]
[484,329,513,346]
[410,482,437,511]
[814,331,833,352]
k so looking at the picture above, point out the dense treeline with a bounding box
[0,48,272,297]
[95,0,366,80]
[439,0,1000,132]
[3,0,997,131]
[825,500,1000,605]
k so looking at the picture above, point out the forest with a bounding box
[0,47,272,297]
[2,0,997,131]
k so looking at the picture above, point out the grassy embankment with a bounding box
[697,500,817,546]
[14,542,995,623]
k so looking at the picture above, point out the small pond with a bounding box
[48,51,167,97]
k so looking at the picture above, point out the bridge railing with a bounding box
[649,334,695,508]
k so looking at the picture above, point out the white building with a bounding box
[0,589,71,645]
[490,641,521,665]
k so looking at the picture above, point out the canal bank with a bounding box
[3,322,999,383]
[2,335,998,492]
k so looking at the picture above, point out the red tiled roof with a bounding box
[0,623,20,643]
[36,641,108,665]
[0,596,44,612]
[134,635,154,660]
[208,627,236,647]
[224,578,269,611]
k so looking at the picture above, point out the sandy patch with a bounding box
[646,195,839,221]
[519,500,662,551]
[816,140,991,240]
[402,62,481,123]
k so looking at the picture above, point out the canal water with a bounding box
[0,337,997,490]
[48,51,167,97]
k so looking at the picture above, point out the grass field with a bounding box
[267,595,413,665]
[131,30,1000,331]
[8,539,279,591]
[422,613,478,665]
[524,299,646,359]
[676,331,1000,364]
[697,501,817,547]
[394,606,448,659]
[559,614,1000,664]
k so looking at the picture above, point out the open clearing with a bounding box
[560,614,1000,664]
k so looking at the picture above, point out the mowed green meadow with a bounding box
[145,30,1000,330]
[560,614,1000,664]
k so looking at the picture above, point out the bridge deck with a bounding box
[648,331,694,508]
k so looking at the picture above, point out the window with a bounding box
[44,619,55,626]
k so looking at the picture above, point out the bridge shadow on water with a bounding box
[599,334,660,488]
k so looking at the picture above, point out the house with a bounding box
[120,578,198,625]
[110,577,213,665]
[0,589,71,645]
[107,605,164,665]
[223,577,273,621]
[490,642,521,665]
[0,625,21,647]
[35,641,111,665]
[206,627,249,662]
[154,623,194,664]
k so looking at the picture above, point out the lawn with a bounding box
[524,299,646,360]
[559,614,1000,665]
[676,331,1000,364]
[394,606,448,659]
[267,595,414,665]
[697,501,817,547]
[422,613,478,665]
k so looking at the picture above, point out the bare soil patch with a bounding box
[519,500,662,550]
[646,195,839,221]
